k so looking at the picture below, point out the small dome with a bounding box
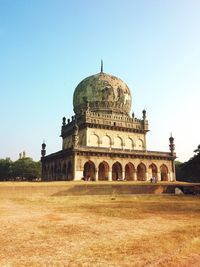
[73,72,132,116]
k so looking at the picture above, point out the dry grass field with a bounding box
[0,190,199,266]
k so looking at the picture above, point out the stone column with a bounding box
[108,171,112,181]
[145,172,148,181]
[122,171,125,180]
[169,172,175,182]
[133,172,137,181]
[74,170,83,181]
[157,171,161,181]
[144,133,147,151]
[172,160,176,181]
[72,153,77,181]
[95,169,99,181]
[149,169,153,178]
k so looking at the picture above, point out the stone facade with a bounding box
[41,68,176,182]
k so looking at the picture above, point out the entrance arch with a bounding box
[125,162,135,181]
[149,163,158,178]
[67,162,72,180]
[58,163,62,180]
[137,163,146,181]
[112,162,122,181]
[50,166,54,180]
[98,161,109,181]
[54,163,58,180]
[160,164,168,181]
[62,163,67,180]
[83,161,95,180]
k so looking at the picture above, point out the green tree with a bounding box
[175,161,183,180]
[0,158,13,181]
[177,145,200,183]
[12,158,41,181]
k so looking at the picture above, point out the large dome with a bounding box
[73,72,132,116]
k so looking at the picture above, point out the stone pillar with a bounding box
[157,171,161,181]
[108,171,112,181]
[169,172,175,182]
[145,172,148,181]
[122,171,125,180]
[172,160,176,181]
[169,172,172,182]
[95,169,99,181]
[144,133,147,151]
[133,172,137,181]
[72,154,77,181]
[74,171,83,181]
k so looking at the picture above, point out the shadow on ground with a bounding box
[52,184,200,196]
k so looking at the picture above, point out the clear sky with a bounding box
[0,0,200,162]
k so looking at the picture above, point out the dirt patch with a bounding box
[0,195,199,266]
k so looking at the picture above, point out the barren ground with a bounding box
[0,193,199,267]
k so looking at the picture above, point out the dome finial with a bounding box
[101,59,103,73]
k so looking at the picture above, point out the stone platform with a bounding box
[0,182,199,198]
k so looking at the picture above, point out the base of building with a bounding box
[0,182,199,198]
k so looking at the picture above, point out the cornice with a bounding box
[42,146,176,162]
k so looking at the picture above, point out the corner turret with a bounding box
[41,141,46,157]
[169,133,175,155]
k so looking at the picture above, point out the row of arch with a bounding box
[63,135,144,150]
[83,160,169,181]
[43,160,171,181]
[43,161,73,181]
[88,134,144,150]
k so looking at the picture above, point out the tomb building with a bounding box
[41,64,176,181]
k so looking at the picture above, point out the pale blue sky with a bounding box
[0,0,200,162]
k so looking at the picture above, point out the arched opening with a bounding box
[126,138,133,150]
[101,135,111,148]
[98,161,109,181]
[42,165,47,181]
[62,163,67,180]
[43,165,47,175]
[113,137,123,149]
[83,161,95,180]
[137,163,146,181]
[50,166,54,181]
[67,162,72,181]
[54,164,58,180]
[112,162,122,181]
[149,163,158,179]
[89,134,99,147]
[160,164,168,181]
[58,163,62,180]
[136,139,144,150]
[48,166,51,180]
[125,162,135,181]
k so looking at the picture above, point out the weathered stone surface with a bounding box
[73,72,132,115]
[175,187,184,195]
[41,68,176,182]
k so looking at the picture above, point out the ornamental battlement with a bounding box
[61,109,148,138]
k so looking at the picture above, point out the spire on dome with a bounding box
[101,59,103,73]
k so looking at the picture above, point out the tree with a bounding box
[0,158,13,181]
[177,145,200,183]
[12,158,41,181]
[194,144,200,155]
[175,161,183,181]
